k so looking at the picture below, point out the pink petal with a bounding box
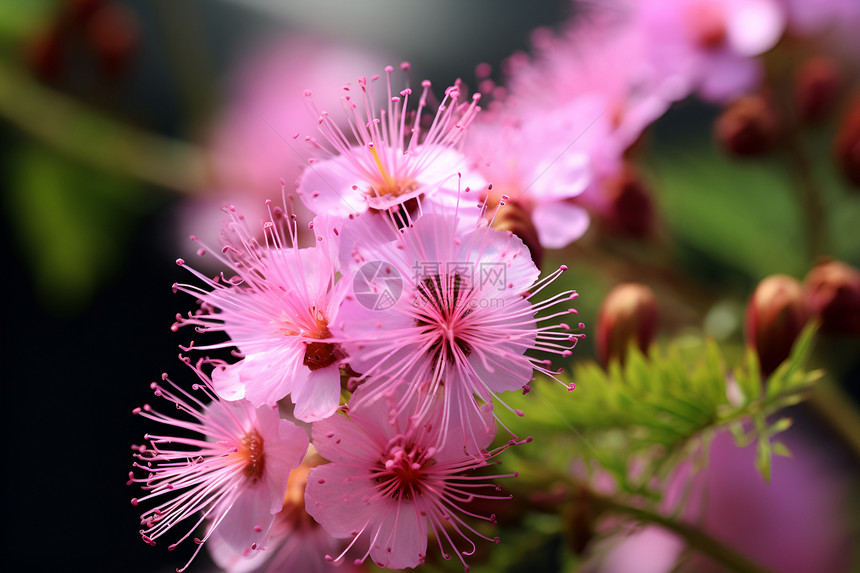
[533,201,591,249]
[368,501,428,569]
[298,154,370,217]
[304,463,377,538]
[291,364,342,422]
[215,485,278,554]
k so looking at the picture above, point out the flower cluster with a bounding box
[129,0,860,570]
[130,63,583,572]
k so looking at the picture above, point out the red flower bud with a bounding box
[715,94,781,157]
[804,259,860,335]
[86,2,139,78]
[491,200,544,269]
[745,275,808,376]
[25,27,65,81]
[68,0,106,25]
[602,163,654,238]
[834,96,860,188]
[795,55,840,125]
[596,283,658,367]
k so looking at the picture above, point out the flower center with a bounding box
[415,274,474,363]
[303,341,339,371]
[375,442,432,501]
[239,429,266,484]
[685,1,727,50]
[302,312,339,371]
[366,142,418,198]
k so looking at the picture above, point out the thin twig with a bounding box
[0,61,210,194]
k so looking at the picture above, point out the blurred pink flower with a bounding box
[584,430,852,573]
[779,0,860,37]
[779,0,860,62]
[685,431,852,573]
[176,36,389,261]
[465,100,601,249]
[502,6,685,145]
[632,0,786,102]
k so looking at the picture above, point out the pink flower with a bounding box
[779,0,860,59]
[501,11,679,153]
[207,448,362,573]
[333,204,582,454]
[488,7,679,230]
[632,0,786,102]
[685,431,852,573]
[780,0,860,37]
[176,36,389,264]
[173,201,348,421]
[465,99,607,249]
[304,382,517,570]
[128,357,309,571]
[582,431,852,573]
[297,64,486,218]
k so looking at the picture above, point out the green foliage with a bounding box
[5,143,145,313]
[0,0,57,45]
[423,327,822,573]
[650,134,860,282]
[500,323,820,498]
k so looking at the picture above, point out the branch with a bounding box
[590,490,778,573]
[0,61,211,194]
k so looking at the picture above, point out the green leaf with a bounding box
[0,0,57,43]
[768,417,793,435]
[755,435,772,483]
[772,441,792,458]
[503,328,819,504]
[6,144,144,313]
[735,347,762,404]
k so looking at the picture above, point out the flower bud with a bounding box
[25,27,65,81]
[715,94,780,157]
[745,275,808,376]
[596,283,658,367]
[491,200,544,269]
[804,259,860,335]
[69,0,106,25]
[834,96,860,188]
[795,56,840,125]
[602,163,654,238]
[86,2,139,78]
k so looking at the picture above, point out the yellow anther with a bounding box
[368,143,396,190]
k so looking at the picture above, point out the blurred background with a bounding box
[1,1,858,572]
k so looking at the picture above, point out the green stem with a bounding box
[807,375,860,463]
[590,490,778,573]
[0,61,210,194]
[784,121,827,262]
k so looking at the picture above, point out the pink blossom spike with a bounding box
[129,357,309,571]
